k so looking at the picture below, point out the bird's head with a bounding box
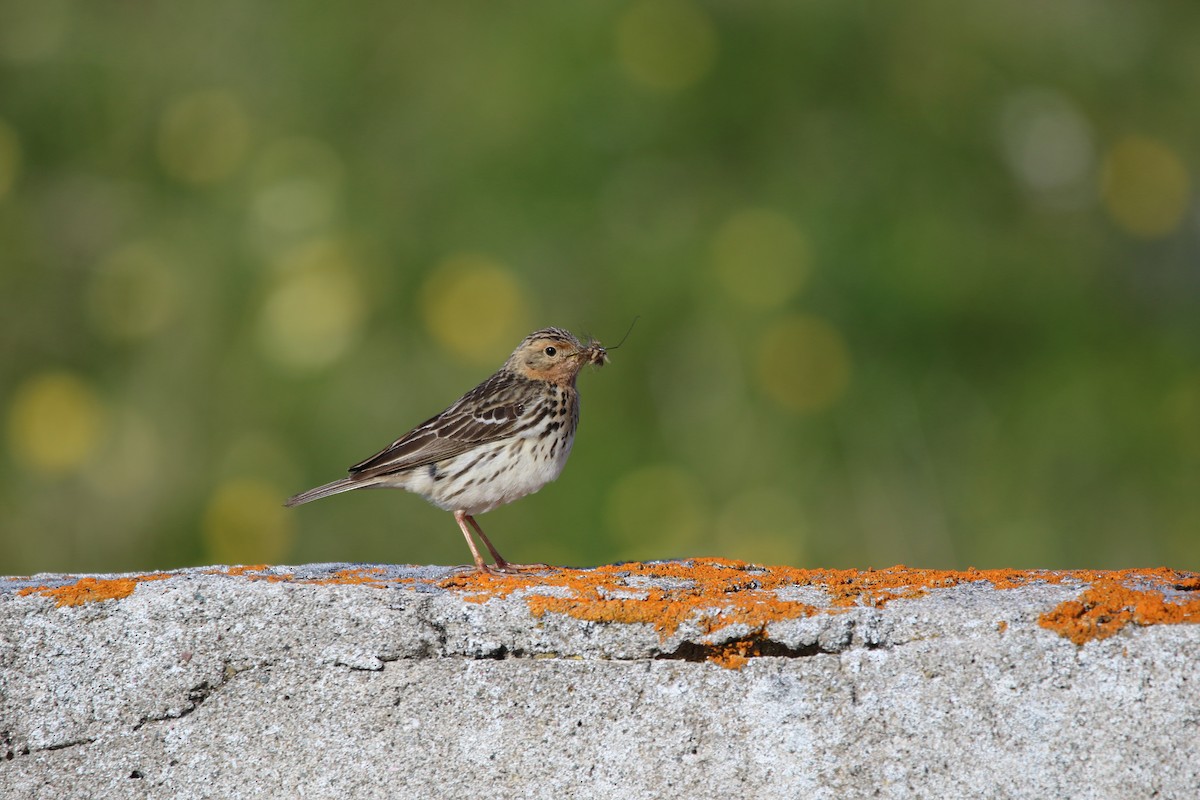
[507,327,607,385]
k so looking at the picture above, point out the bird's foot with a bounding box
[446,562,552,577]
[489,560,553,575]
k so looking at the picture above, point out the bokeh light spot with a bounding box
[258,241,367,371]
[202,479,294,564]
[420,254,530,365]
[157,90,250,186]
[1102,136,1190,238]
[616,0,717,92]
[0,118,20,199]
[7,372,107,475]
[715,487,806,566]
[755,315,851,413]
[87,243,181,341]
[1000,89,1095,202]
[606,464,707,559]
[250,137,345,242]
[712,208,810,309]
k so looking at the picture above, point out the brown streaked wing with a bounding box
[348,371,533,479]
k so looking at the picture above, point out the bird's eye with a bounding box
[544,346,557,356]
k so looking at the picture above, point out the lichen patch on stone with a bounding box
[17,574,171,607]
[13,560,1199,659]
[441,560,1200,664]
[1036,574,1200,645]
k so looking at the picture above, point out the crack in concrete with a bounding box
[40,736,97,752]
[133,662,236,731]
[657,636,837,664]
[3,731,95,759]
[354,638,872,669]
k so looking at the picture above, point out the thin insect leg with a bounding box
[605,316,640,351]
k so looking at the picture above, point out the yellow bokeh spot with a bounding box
[420,254,530,365]
[157,90,250,186]
[616,0,717,92]
[1102,136,1190,238]
[258,241,367,371]
[714,487,806,566]
[606,464,706,559]
[202,479,294,564]
[755,315,851,413]
[0,118,20,200]
[712,209,810,309]
[87,243,181,340]
[7,372,107,475]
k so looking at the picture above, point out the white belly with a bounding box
[390,431,576,516]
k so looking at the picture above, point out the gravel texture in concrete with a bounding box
[2,560,1199,799]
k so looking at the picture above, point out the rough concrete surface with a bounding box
[1,560,1198,799]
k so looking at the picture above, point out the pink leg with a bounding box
[465,515,550,574]
[453,510,491,573]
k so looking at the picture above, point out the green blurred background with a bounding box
[2,1,1198,575]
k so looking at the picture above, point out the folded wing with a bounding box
[348,372,530,480]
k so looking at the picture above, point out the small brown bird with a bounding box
[286,327,608,574]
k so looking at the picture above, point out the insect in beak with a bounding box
[568,343,608,367]
[574,317,635,368]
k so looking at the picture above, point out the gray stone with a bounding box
[1,562,1198,799]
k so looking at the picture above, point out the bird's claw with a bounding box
[489,560,552,575]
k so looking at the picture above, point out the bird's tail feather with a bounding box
[284,477,369,507]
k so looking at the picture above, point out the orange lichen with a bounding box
[17,573,172,607]
[308,567,390,588]
[1037,576,1200,645]
[706,637,757,670]
[14,560,1199,657]
[444,560,947,643]
[220,564,272,577]
[206,565,294,582]
[441,559,826,639]
[441,560,1200,657]
[1174,575,1200,591]
[205,565,395,588]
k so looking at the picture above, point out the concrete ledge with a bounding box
[3,560,1199,798]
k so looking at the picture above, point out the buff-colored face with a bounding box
[509,330,607,384]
